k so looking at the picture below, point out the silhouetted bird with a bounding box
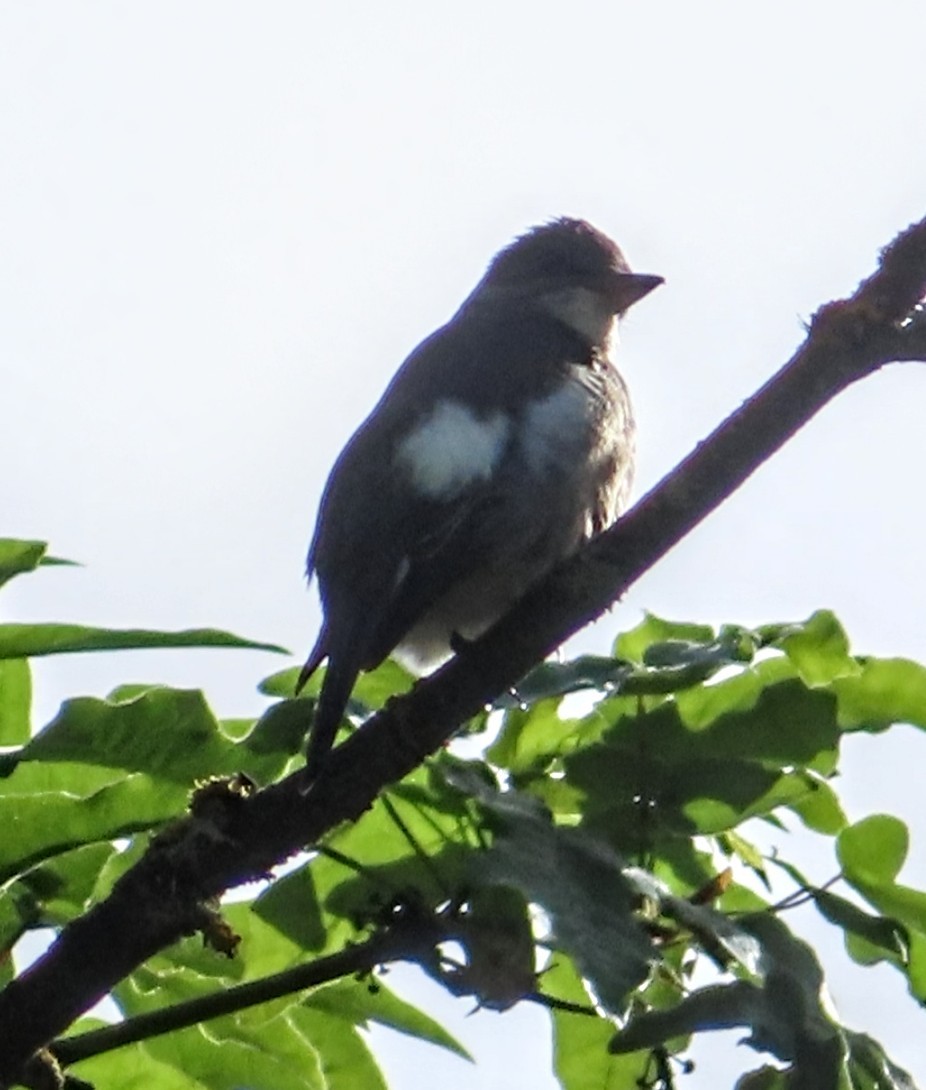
[298,218,662,778]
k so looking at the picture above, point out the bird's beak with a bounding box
[608,271,664,314]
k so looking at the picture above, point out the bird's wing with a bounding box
[357,481,508,669]
[308,305,593,673]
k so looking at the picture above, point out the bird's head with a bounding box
[473,217,663,346]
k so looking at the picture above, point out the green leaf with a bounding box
[718,829,768,879]
[260,666,304,699]
[321,818,473,936]
[786,775,847,835]
[15,689,231,778]
[260,657,413,708]
[105,905,420,1089]
[350,658,416,711]
[566,678,841,850]
[774,610,861,686]
[494,656,632,707]
[610,914,846,1087]
[16,842,117,925]
[546,955,652,1090]
[0,539,50,589]
[252,863,328,954]
[0,772,185,882]
[255,765,477,958]
[844,1030,919,1090]
[735,1067,789,1090]
[138,1010,325,1090]
[14,687,290,783]
[478,791,654,1014]
[0,622,288,660]
[303,978,470,1060]
[487,698,579,774]
[0,688,295,880]
[838,816,908,886]
[614,614,716,665]
[0,840,119,950]
[71,1039,212,1090]
[0,659,30,744]
[814,890,908,963]
[290,1006,386,1090]
[837,816,926,1000]
[834,658,926,732]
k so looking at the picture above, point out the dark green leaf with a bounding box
[611,914,846,1090]
[814,890,908,962]
[0,840,118,950]
[478,791,654,1014]
[494,656,632,708]
[735,1064,789,1089]
[844,1030,919,1090]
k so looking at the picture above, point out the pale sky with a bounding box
[3,3,926,1086]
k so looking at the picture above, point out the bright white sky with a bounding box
[3,3,926,1087]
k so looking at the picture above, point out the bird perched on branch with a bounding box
[297,217,662,778]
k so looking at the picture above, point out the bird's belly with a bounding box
[395,550,560,669]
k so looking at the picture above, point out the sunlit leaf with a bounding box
[0,659,30,744]
[774,610,861,686]
[546,955,652,1090]
[614,614,716,664]
[0,622,288,660]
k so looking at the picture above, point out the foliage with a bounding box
[1,538,923,1089]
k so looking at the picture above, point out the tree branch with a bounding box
[1,216,925,1086]
[50,915,439,1068]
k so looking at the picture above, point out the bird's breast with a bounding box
[519,373,600,474]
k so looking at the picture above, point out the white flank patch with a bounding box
[521,378,593,472]
[396,399,510,499]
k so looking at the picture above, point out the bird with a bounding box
[297,217,662,779]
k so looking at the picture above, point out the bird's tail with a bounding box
[298,630,361,782]
[295,631,327,696]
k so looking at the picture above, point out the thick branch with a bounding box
[1,216,925,1086]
